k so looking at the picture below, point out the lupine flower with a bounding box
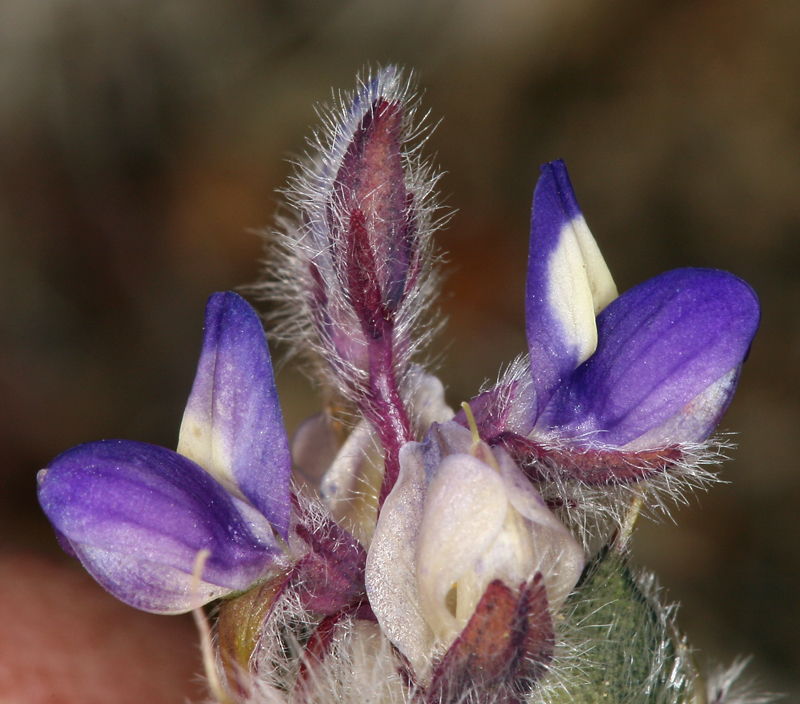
[366,419,584,681]
[526,161,759,449]
[37,291,292,613]
[457,160,760,536]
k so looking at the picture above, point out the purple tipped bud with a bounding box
[272,68,440,504]
[312,79,421,356]
[331,97,417,332]
[273,67,438,399]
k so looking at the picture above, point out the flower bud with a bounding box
[273,67,438,397]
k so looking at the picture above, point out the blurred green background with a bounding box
[1,0,798,700]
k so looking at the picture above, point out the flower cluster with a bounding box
[39,68,761,704]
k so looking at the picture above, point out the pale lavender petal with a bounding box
[70,543,240,614]
[492,447,584,610]
[38,440,279,613]
[178,292,291,537]
[365,421,473,675]
[404,366,455,432]
[319,419,383,542]
[526,160,617,417]
[542,268,760,447]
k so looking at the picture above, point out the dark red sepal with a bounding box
[424,575,554,704]
[293,517,367,617]
[495,431,683,486]
[293,611,346,700]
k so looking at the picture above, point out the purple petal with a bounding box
[38,440,280,613]
[178,292,291,537]
[526,161,617,418]
[69,543,242,614]
[542,268,760,447]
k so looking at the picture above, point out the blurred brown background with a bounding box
[0,0,798,701]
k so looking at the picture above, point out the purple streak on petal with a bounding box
[38,440,279,611]
[180,292,291,537]
[526,160,587,417]
[543,268,760,447]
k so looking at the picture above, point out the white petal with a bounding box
[494,446,585,610]
[571,214,618,315]
[415,454,508,645]
[365,441,434,676]
[319,420,383,544]
[405,366,455,430]
[547,216,617,368]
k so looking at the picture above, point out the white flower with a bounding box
[365,420,584,678]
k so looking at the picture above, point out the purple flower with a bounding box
[462,160,760,459]
[37,292,292,614]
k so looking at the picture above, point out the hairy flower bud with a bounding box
[270,67,438,391]
[267,67,442,504]
[330,97,416,332]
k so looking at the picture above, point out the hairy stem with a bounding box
[361,334,412,509]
